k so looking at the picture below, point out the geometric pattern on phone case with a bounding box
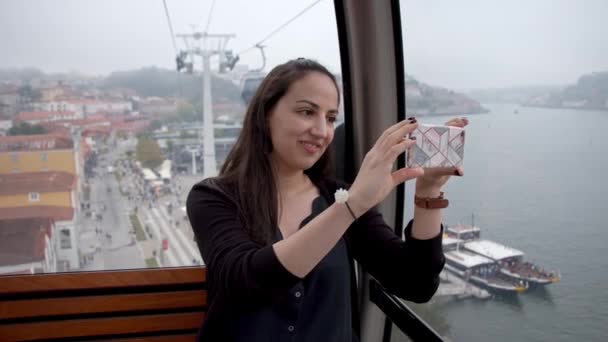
[407,124,465,168]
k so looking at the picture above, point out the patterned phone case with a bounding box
[406,123,465,168]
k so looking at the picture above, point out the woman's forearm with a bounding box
[411,187,443,239]
[272,202,356,278]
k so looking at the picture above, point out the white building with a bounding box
[15,111,82,124]
[158,160,172,183]
[35,99,133,116]
[0,171,80,271]
[0,119,12,135]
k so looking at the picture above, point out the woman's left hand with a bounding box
[415,117,469,194]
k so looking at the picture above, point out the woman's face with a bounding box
[267,71,339,174]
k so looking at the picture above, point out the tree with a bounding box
[136,137,163,169]
[177,100,198,122]
[150,120,164,131]
[8,122,47,136]
[166,140,174,153]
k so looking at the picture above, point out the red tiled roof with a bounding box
[86,114,107,121]
[0,171,75,195]
[51,118,109,127]
[0,134,74,152]
[0,206,74,221]
[64,99,129,105]
[0,217,52,267]
[39,124,71,137]
[113,120,150,134]
[106,114,131,123]
[82,126,111,134]
[0,88,18,96]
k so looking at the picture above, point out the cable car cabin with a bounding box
[240,74,265,105]
[1,1,447,341]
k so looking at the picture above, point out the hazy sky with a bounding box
[1,0,607,90]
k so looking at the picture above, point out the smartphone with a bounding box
[405,123,466,168]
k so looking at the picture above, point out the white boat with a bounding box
[464,239,560,286]
[444,250,528,293]
[446,224,481,241]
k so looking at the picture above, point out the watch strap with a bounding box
[414,191,449,209]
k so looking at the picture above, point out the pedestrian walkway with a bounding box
[140,208,182,266]
[141,205,202,267]
[156,206,201,263]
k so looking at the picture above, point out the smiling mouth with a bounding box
[300,141,322,153]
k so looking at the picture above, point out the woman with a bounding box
[187,58,468,341]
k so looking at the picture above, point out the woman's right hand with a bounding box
[348,119,424,216]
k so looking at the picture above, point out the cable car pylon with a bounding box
[175,31,235,178]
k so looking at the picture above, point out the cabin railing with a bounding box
[370,279,445,342]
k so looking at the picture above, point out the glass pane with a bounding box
[0,0,341,274]
[398,1,607,341]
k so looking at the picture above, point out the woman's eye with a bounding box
[327,116,337,123]
[299,109,315,116]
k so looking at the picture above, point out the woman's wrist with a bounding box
[415,185,442,198]
[344,189,368,218]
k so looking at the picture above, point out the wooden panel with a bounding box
[0,290,206,319]
[109,334,197,342]
[0,312,204,341]
[0,268,206,294]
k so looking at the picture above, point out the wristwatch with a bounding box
[414,192,449,209]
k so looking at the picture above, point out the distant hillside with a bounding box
[2,67,489,116]
[525,71,608,110]
[0,68,45,81]
[0,67,242,105]
[103,67,241,104]
[466,85,563,105]
[405,77,488,116]
[0,68,97,83]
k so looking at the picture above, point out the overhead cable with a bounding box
[237,0,324,55]
[161,0,183,96]
[204,0,217,33]
[162,0,179,54]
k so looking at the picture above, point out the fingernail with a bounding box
[410,119,417,123]
[454,170,462,176]
[410,136,417,140]
[407,116,416,120]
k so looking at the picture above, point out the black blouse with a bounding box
[186,177,445,342]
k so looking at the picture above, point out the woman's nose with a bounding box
[310,117,328,138]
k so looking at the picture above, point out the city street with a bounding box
[80,137,145,271]
[80,136,204,271]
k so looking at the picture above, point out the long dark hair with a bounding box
[219,58,340,246]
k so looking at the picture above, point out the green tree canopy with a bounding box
[8,122,47,136]
[177,100,198,122]
[136,136,163,169]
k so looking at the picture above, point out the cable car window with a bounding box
[396,1,608,341]
[0,0,341,275]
